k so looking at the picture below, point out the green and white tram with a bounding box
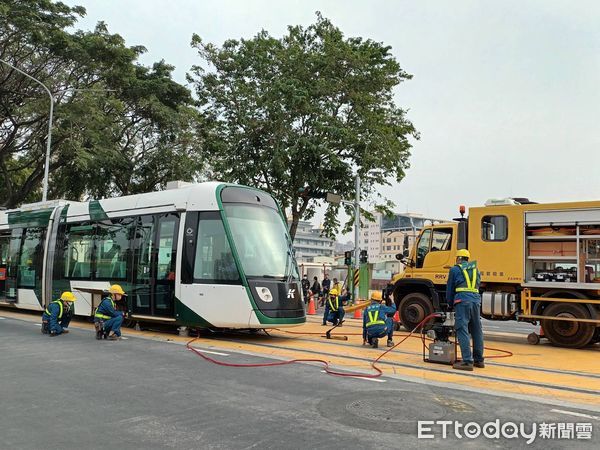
[0,182,305,328]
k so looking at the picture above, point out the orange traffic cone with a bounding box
[307,296,317,315]
[353,304,362,319]
[393,310,400,323]
[539,325,545,338]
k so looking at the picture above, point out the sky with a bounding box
[63,0,600,239]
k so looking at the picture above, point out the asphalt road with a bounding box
[0,316,597,450]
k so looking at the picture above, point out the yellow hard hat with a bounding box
[370,291,383,302]
[456,249,471,259]
[109,284,126,295]
[329,288,339,296]
[60,291,77,302]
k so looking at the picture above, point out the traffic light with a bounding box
[298,186,327,199]
[359,250,368,264]
[344,251,352,266]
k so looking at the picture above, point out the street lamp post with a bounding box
[0,58,54,202]
[1,59,115,203]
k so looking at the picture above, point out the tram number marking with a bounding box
[287,289,296,299]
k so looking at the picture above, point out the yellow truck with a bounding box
[391,198,600,348]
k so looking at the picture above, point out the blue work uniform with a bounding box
[94,297,124,337]
[446,260,484,364]
[362,302,396,343]
[323,295,345,326]
[41,300,71,335]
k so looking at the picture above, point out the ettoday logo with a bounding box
[418,420,593,444]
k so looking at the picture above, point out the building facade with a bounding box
[291,220,335,263]
[358,212,443,263]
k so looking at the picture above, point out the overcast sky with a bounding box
[64,0,600,239]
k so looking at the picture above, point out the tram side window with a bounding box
[157,215,177,280]
[194,213,240,282]
[64,224,94,278]
[18,227,46,288]
[96,219,133,280]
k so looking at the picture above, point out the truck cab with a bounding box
[392,222,459,330]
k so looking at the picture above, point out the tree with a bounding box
[190,13,418,240]
[0,0,202,207]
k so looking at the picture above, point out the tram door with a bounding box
[0,233,11,300]
[0,230,22,302]
[131,213,179,317]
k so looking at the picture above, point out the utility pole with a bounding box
[0,58,54,202]
[354,175,360,275]
[352,173,360,300]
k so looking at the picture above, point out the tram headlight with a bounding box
[255,287,273,303]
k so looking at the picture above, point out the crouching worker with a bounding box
[42,291,77,336]
[94,284,126,340]
[322,288,345,326]
[363,291,396,348]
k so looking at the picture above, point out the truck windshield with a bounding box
[222,204,298,280]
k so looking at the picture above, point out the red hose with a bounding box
[186,313,443,379]
[187,312,513,376]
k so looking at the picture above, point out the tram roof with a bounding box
[0,182,243,227]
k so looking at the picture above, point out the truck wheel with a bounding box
[399,293,434,331]
[542,303,594,348]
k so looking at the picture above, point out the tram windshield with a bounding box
[223,204,298,280]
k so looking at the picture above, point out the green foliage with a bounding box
[0,0,202,207]
[190,13,418,239]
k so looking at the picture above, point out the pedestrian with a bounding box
[301,274,310,304]
[322,288,345,326]
[94,284,126,340]
[322,273,331,299]
[383,281,394,306]
[362,291,396,348]
[311,276,322,306]
[41,291,77,336]
[446,249,484,371]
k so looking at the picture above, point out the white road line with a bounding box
[483,325,501,329]
[0,317,5,320]
[551,409,600,421]
[192,348,229,356]
[320,370,386,383]
[34,323,41,326]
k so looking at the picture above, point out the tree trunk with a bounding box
[289,211,300,241]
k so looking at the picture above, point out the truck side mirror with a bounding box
[395,253,403,261]
[403,248,410,257]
